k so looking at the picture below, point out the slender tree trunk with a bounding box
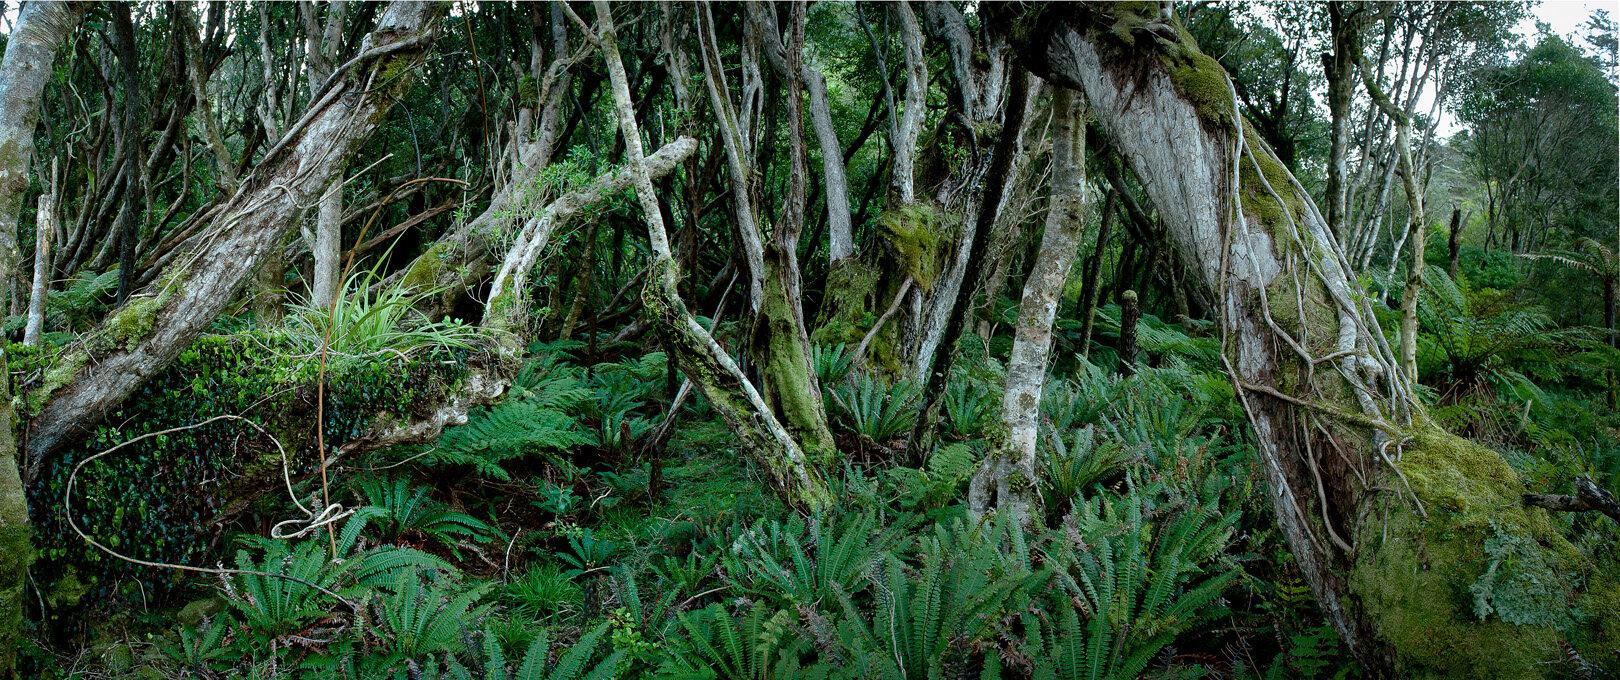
[1362,57,1426,384]
[23,191,52,347]
[1118,289,1140,376]
[25,3,445,468]
[1010,5,1588,674]
[593,0,831,510]
[904,71,1033,461]
[1077,189,1117,358]
[1451,207,1464,281]
[0,1,80,334]
[969,88,1087,525]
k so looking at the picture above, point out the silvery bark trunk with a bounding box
[594,0,832,510]
[1014,4,1597,674]
[969,88,1088,525]
[22,191,53,346]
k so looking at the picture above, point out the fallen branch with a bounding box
[1523,475,1620,525]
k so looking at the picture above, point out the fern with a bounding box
[428,366,593,479]
[828,373,920,443]
[665,602,805,680]
[351,477,500,550]
[1036,482,1239,679]
[887,442,981,511]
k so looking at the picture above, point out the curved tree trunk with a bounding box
[1010,3,1598,675]
[25,2,446,468]
[594,0,831,510]
[0,1,81,327]
[0,5,82,671]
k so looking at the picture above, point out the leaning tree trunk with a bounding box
[969,88,1088,525]
[595,0,831,510]
[25,2,446,468]
[1009,3,1608,675]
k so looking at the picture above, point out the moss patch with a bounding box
[1350,428,1584,678]
[879,204,954,292]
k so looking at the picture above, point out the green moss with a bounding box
[102,295,163,352]
[1350,427,1583,678]
[46,564,89,609]
[401,243,444,291]
[879,204,953,291]
[30,351,86,415]
[1166,49,1235,126]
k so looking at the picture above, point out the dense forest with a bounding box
[0,1,1615,677]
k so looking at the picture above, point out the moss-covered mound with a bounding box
[1350,427,1612,678]
[8,333,469,616]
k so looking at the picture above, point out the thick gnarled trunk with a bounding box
[1010,3,1596,675]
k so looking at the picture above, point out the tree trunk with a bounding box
[22,191,51,347]
[1118,289,1140,376]
[1076,189,1117,358]
[593,0,831,510]
[311,179,343,307]
[1447,207,1462,280]
[1010,4,1593,674]
[0,1,80,332]
[25,3,446,468]
[0,344,26,676]
[1322,3,1362,241]
[0,7,80,669]
[111,3,143,304]
[904,71,1034,461]
[969,88,1087,525]
[1361,56,1427,385]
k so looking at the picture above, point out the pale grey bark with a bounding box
[0,1,80,334]
[889,1,926,206]
[806,67,853,263]
[26,2,445,467]
[970,89,1088,524]
[482,137,699,339]
[698,3,766,311]
[23,190,53,346]
[1030,15,1401,659]
[593,0,831,510]
[304,2,349,309]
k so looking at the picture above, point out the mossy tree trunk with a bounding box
[0,345,30,678]
[25,3,446,468]
[969,88,1088,525]
[699,3,838,461]
[598,1,832,511]
[0,1,81,335]
[1008,3,1605,675]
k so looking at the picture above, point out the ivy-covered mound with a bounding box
[8,334,470,620]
